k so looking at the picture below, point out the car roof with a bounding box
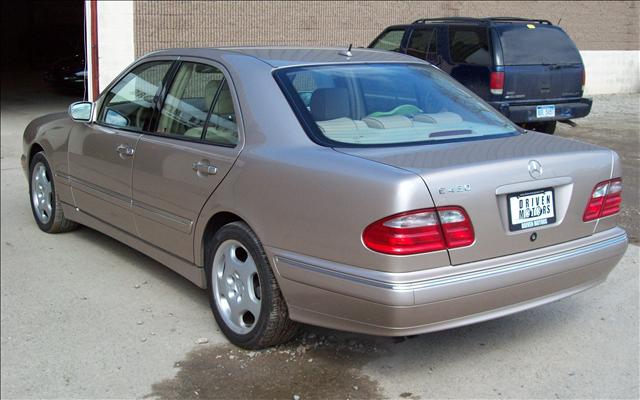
[384,17,553,29]
[148,46,421,68]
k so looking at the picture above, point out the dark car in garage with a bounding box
[370,17,592,134]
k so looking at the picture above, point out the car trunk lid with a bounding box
[336,132,614,265]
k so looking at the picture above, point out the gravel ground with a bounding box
[557,93,640,244]
[1,72,638,399]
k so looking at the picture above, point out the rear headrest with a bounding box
[310,88,350,121]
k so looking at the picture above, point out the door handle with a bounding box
[116,144,135,157]
[192,160,217,176]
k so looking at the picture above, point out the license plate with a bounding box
[536,105,555,118]
[508,188,556,231]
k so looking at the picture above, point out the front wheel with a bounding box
[205,221,299,349]
[29,152,78,233]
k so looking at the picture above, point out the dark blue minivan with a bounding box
[369,17,592,134]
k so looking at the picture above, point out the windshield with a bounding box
[274,63,518,146]
[496,25,582,65]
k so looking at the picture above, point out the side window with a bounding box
[449,26,491,66]
[371,29,405,52]
[98,61,172,131]
[156,62,224,139]
[406,28,438,61]
[203,80,238,146]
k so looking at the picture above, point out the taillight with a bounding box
[581,69,586,93]
[490,71,504,95]
[583,178,623,222]
[362,207,474,255]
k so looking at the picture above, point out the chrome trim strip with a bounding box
[55,171,71,181]
[67,175,130,204]
[276,232,627,292]
[132,200,193,232]
[66,174,192,232]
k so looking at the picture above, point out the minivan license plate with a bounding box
[508,188,556,231]
[536,105,555,118]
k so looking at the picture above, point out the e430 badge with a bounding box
[438,184,471,194]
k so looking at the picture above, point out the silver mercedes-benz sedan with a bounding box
[21,47,628,349]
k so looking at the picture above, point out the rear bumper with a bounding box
[268,227,627,336]
[489,98,592,123]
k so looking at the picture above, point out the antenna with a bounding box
[557,17,562,25]
[339,43,353,57]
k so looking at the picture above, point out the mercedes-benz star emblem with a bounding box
[528,160,543,179]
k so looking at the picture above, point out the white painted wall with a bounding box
[581,51,640,96]
[97,1,135,91]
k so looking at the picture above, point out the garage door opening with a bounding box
[1,0,86,101]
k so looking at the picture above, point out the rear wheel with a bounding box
[29,152,78,233]
[205,221,299,349]
[520,121,556,134]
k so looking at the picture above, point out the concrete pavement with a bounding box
[1,73,638,399]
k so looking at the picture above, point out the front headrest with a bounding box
[310,87,350,121]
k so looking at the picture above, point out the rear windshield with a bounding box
[274,63,518,147]
[496,25,582,65]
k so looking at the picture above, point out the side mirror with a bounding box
[68,101,93,122]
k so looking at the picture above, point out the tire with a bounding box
[205,221,299,349]
[28,152,78,233]
[521,121,556,134]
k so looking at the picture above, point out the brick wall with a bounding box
[133,1,639,57]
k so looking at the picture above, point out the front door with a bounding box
[132,60,243,262]
[67,60,173,234]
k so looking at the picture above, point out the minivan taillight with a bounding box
[581,69,586,93]
[362,207,474,255]
[583,178,623,222]
[490,71,504,95]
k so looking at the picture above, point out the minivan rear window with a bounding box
[496,25,582,65]
[274,63,518,147]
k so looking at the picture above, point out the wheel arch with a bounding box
[196,210,256,267]
[28,142,45,166]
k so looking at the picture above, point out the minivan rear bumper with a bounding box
[268,227,627,336]
[490,98,592,123]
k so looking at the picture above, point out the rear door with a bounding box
[442,25,493,100]
[131,59,243,262]
[496,24,584,101]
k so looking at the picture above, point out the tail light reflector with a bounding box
[363,207,474,255]
[581,69,586,92]
[490,71,504,95]
[583,178,623,222]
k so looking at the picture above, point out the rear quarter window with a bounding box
[497,25,582,65]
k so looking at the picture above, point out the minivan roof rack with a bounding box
[412,17,553,25]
